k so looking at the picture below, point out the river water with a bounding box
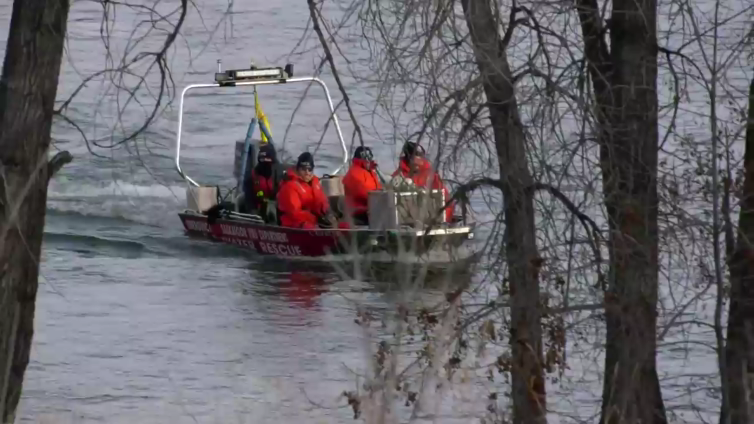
[1,0,750,422]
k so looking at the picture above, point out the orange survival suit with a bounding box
[343,146,382,224]
[277,152,339,229]
[392,142,454,223]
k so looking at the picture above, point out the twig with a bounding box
[306,0,365,148]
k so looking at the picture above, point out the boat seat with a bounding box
[328,195,345,218]
[266,200,280,225]
[233,192,281,225]
[234,193,246,213]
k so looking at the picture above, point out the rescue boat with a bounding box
[174,61,477,260]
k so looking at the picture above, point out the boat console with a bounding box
[367,188,448,230]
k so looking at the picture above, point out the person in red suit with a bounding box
[391,141,454,223]
[242,143,285,222]
[277,152,346,229]
[342,146,382,225]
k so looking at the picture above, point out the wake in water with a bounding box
[46,178,190,228]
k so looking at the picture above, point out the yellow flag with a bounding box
[255,91,271,143]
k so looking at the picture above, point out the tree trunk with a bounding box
[722,75,754,424]
[0,1,71,422]
[574,0,667,422]
[460,0,546,423]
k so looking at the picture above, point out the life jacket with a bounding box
[251,168,277,200]
[392,158,454,222]
[343,158,382,215]
[242,164,284,221]
[277,169,330,229]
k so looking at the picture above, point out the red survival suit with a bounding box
[246,166,284,215]
[251,169,275,198]
[392,157,454,223]
[242,143,285,219]
[277,169,334,229]
[343,157,382,217]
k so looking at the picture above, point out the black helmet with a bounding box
[353,146,374,161]
[257,143,277,162]
[401,141,425,160]
[296,151,315,170]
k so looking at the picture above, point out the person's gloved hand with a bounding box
[318,210,337,228]
[318,215,334,228]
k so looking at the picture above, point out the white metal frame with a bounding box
[174,76,349,187]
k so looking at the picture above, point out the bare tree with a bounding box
[574,0,668,421]
[0,0,743,421]
[299,0,752,419]
[0,2,72,422]
[0,0,193,421]
[723,73,754,424]
[460,0,546,421]
[300,0,605,421]
[646,0,752,420]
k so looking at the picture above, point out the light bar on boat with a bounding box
[214,64,294,85]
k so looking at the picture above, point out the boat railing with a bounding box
[226,211,266,224]
[184,207,474,236]
[174,62,349,188]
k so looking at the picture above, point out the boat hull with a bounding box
[178,210,475,258]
